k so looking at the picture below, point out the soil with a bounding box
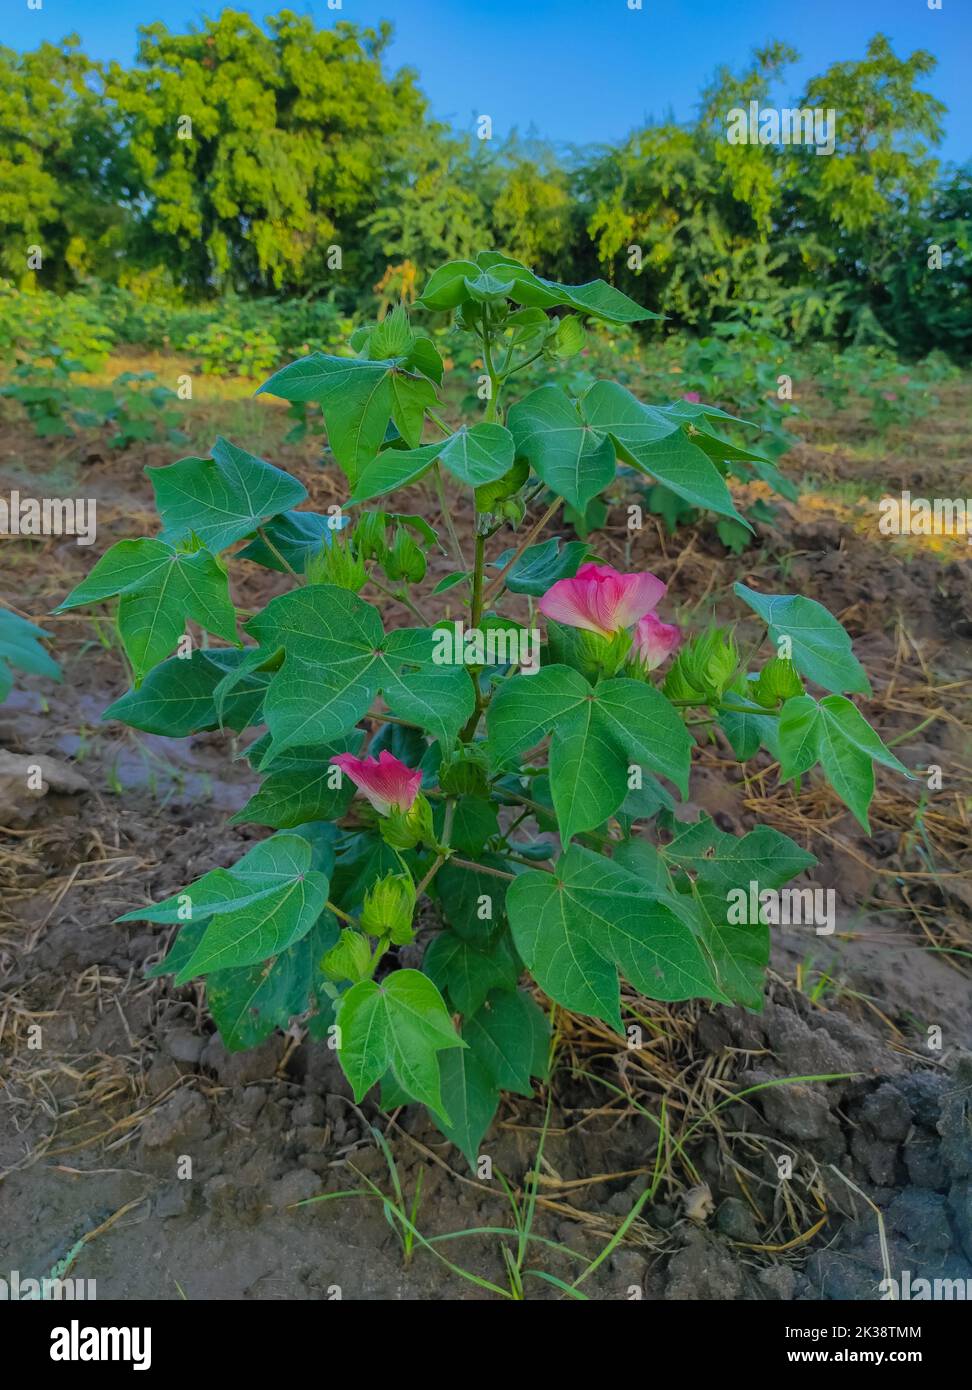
[1,371,970,1301]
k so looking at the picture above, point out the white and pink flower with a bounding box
[330,751,422,816]
[630,611,681,671]
[539,561,666,638]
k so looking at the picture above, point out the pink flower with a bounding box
[539,561,666,638]
[682,391,701,403]
[630,611,681,671]
[330,751,422,816]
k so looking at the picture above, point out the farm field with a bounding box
[2,344,969,1301]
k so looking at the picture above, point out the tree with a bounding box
[0,37,127,289]
[108,11,430,294]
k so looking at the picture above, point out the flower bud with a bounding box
[361,872,417,945]
[352,509,389,564]
[380,792,435,850]
[576,625,632,680]
[321,929,373,983]
[752,657,804,708]
[664,628,738,703]
[369,305,414,361]
[305,534,366,592]
[383,527,426,584]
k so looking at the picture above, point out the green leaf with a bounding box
[247,588,473,755]
[734,584,871,695]
[147,437,307,553]
[57,538,238,683]
[434,854,510,942]
[507,846,725,1028]
[103,648,268,736]
[124,833,329,983]
[778,694,908,830]
[350,423,514,504]
[489,536,589,597]
[435,796,499,856]
[718,688,781,761]
[207,915,338,1051]
[389,372,436,448]
[330,831,411,911]
[487,667,691,840]
[685,884,769,1010]
[424,929,520,1016]
[0,610,60,698]
[415,260,480,310]
[463,988,550,1095]
[230,747,359,829]
[508,385,615,511]
[438,423,515,486]
[582,382,749,526]
[486,663,590,767]
[237,510,344,573]
[335,969,465,1122]
[349,442,441,504]
[432,1046,501,1168]
[663,817,816,892]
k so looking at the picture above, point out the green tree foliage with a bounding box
[107,11,428,293]
[0,15,968,354]
[0,37,126,287]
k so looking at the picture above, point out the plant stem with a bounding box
[449,856,516,882]
[257,526,301,581]
[481,497,562,607]
[413,798,456,899]
[432,463,468,573]
[367,570,429,623]
[327,900,358,926]
[470,532,486,627]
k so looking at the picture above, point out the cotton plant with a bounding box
[55,252,908,1165]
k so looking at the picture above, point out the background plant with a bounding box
[57,253,910,1165]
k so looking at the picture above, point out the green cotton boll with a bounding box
[352,509,389,563]
[576,626,633,681]
[753,656,804,708]
[306,536,367,592]
[384,527,426,584]
[662,653,706,704]
[381,793,435,851]
[664,628,738,703]
[322,929,373,984]
[361,872,417,946]
[370,305,414,361]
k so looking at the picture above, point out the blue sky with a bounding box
[9,0,971,163]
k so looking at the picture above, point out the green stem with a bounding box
[481,497,562,608]
[470,532,486,628]
[367,570,430,624]
[257,526,301,581]
[432,463,468,573]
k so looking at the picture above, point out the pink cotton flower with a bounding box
[630,611,681,670]
[539,561,666,638]
[682,391,701,403]
[330,751,422,816]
